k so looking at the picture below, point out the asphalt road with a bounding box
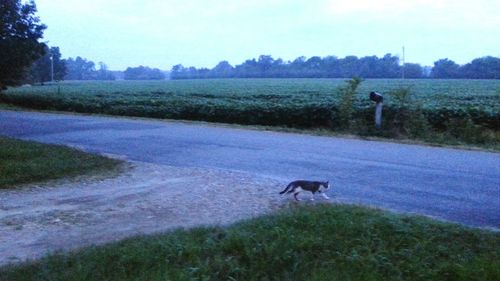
[1,110,499,229]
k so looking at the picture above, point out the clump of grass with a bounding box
[0,137,122,189]
[1,204,498,281]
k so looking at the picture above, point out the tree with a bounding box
[234,58,259,78]
[460,56,500,79]
[289,56,307,77]
[379,53,401,78]
[403,63,423,78]
[431,59,460,78]
[50,47,66,81]
[27,45,66,84]
[323,56,341,77]
[96,62,115,80]
[257,55,274,76]
[170,64,186,79]
[64,57,97,80]
[358,56,379,78]
[209,61,233,78]
[339,56,359,78]
[304,56,324,77]
[0,0,46,90]
[27,44,50,84]
[124,66,165,80]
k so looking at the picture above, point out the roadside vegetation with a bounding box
[335,80,499,149]
[0,137,122,189]
[1,78,498,149]
[1,204,498,281]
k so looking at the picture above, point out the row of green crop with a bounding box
[1,91,498,130]
[5,79,499,111]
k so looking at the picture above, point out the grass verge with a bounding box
[1,204,498,281]
[0,137,123,189]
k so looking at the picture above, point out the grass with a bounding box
[1,204,498,281]
[0,137,123,189]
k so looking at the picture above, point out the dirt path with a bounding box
[0,162,293,266]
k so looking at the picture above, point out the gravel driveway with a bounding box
[0,162,294,266]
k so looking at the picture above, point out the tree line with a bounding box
[25,53,166,83]
[62,58,166,81]
[1,0,498,91]
[171,55,500,80]
[19,52,500,85]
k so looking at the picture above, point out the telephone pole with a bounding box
[50,54,54,82]
[402,46,405,79]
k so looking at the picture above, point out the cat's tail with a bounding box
[279,183,293,195]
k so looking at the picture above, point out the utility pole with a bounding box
[402,46,405,79]
[50,52,54,82]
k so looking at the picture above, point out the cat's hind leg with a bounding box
[294,192,301,201]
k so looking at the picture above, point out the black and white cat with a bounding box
[279,180,331,201]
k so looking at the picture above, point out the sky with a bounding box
[34,0,500,71]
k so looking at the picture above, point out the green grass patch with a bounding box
[1,204,498,281]
[0,137,122,189]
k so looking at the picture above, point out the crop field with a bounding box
[1,79,499,144]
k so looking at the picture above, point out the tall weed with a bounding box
[337,77,363,130]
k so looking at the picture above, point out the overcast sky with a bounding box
[35,0,500,70]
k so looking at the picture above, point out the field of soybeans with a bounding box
[1,79,499,143]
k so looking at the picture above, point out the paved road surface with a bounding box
[1,110,499,228]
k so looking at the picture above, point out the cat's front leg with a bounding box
[321,193,330,200]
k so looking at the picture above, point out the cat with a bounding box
[279,180,331,201]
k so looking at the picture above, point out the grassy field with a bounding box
[1,79,499,147]
[1,204,498,281]
[0,137,122,189]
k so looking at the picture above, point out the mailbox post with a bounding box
[369,91,383,129]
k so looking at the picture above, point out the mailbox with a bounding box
[369,91,384,128]
[369,91,383,103]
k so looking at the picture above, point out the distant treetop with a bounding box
[124,66,165,80]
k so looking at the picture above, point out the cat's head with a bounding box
[323,181,330,189]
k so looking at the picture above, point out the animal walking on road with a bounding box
[280,180,331,201]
